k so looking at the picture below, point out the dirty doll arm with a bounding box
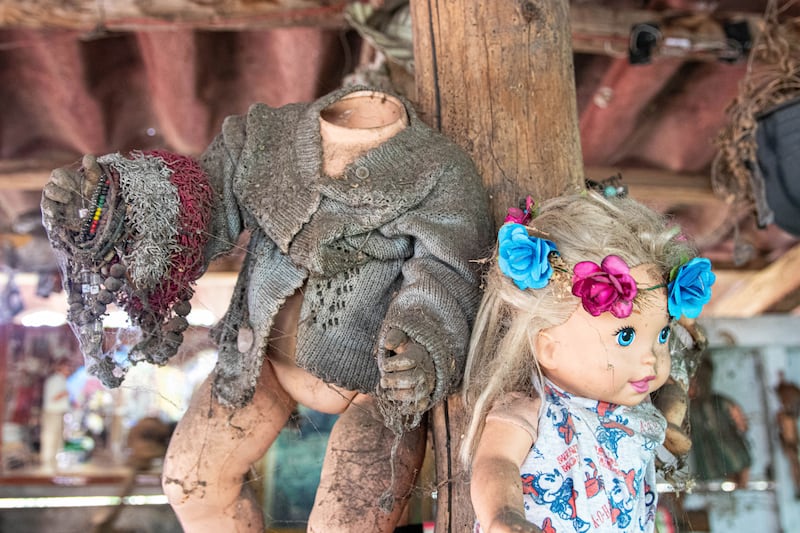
[377,152,492,414]
[472,417,543,533]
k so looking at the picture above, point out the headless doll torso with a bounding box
[266,90,410,414]
[160,90,426,533]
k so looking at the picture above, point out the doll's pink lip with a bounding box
[630,376,655,393]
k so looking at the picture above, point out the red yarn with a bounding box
[134,150,213,318]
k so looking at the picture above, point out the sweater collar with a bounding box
[242,86,435,254]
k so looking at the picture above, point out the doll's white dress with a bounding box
[479,381,667,533]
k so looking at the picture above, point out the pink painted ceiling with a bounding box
[0,0,798,315]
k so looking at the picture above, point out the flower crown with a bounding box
[498,200,716,320]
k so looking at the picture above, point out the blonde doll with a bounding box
[461,192,715,533]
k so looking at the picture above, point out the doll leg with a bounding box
[308,393,427,533]
[162,360,296,533]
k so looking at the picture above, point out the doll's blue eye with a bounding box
[658,326,670,345]
[615,327,635,346]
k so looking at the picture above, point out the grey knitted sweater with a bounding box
[199,85,493,410]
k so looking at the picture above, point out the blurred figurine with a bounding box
[40,357,73,470]
[688,357,752,487]
[775,372,800,497]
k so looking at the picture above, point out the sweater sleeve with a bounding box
[197,112,249,262]
[378,147,493,405]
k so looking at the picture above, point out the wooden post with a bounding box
[410,1,584,530]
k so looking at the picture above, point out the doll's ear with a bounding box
[533,329,559,371]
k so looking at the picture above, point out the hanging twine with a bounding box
[711,2,800,221]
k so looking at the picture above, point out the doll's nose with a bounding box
[641,347,657,367]
[648,343,671,375]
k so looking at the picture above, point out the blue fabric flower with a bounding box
[667,257,716,319]
[497,223,558,290]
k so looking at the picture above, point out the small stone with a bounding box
[91,301,107,315]
[97,289,115,304]
[164,331,183,349]
[165,316,189,333]
[173,300,192,317]
[104,277,123,292]
[109,263,127,278]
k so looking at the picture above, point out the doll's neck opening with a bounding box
[319,90,409,177]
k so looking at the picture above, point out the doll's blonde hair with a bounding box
[459,191,695,468]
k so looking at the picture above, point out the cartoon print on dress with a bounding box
[540,517,557,533]
[596,412,635,456]
[583,458,605,498]
[546,386,578,445]
[596,401,617,417]
[609,467,641,529]
[639,480,657,531]
[547,404,578,446]
[524,469,590,533]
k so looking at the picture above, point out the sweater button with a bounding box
[355,166,370,180]
[237,326,254,352]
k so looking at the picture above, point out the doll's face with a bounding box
[535,264,671,406]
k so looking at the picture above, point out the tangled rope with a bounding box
[711,1,800,224]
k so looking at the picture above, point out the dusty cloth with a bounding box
[478,382,666,533]
[181,85,491,410]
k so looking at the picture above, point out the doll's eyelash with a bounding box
[612,325,634,337]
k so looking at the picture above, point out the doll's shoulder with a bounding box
[486,391,542,440]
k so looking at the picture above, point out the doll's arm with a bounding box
[471,418,542,533]
[377,154,493,415]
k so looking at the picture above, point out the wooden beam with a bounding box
[2,160,719,206]
[0,160,62,191]
[700,316,800,347]
[411,1,582,530]
[585,165,719,206]
[0,2,762,58]
[570,4,762,61]
[705,243,800,317]
[0,1,349,31]
[765,285,800,314]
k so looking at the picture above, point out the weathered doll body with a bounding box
[41,86,492,532]
[460,194,715,533]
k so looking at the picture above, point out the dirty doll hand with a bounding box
[379,328,435,413]
[41,155,102,236]
[486,508,543,533]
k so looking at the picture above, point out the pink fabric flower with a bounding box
[571,255,638,318]
[504,195,535,225]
